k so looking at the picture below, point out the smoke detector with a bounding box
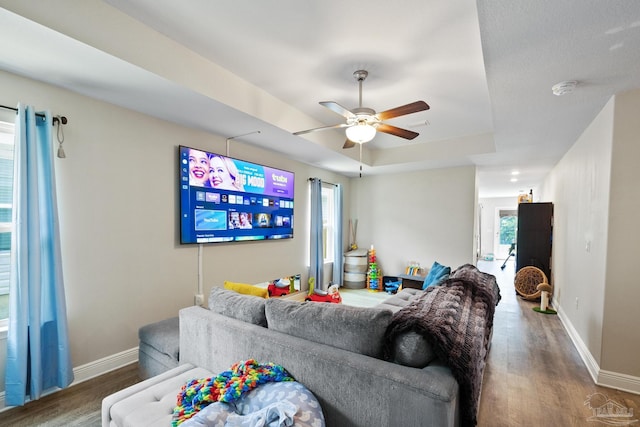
[552,80,578,96]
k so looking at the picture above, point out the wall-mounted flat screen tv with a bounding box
[179,145,295,244]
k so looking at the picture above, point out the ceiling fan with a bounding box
[293,70,430,149]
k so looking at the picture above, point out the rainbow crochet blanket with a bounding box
[172,359,294,426]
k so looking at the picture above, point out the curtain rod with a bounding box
[308,177,338,187]
[0,104,68,126]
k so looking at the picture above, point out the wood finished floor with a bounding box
[0,363,140,427]
[1,261,639,426]
[477,260,640,426]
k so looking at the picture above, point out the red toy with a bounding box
[268,281,291,297]
[305,284,342,303]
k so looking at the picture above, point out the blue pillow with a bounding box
[422,261,451,290]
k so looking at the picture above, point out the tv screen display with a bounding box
[179,146,294,244]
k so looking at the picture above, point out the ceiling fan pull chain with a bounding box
[359,142,363,177]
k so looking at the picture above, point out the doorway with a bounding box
[494,208,517,259]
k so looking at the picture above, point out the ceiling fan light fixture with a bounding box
[552,80,578,96]
[345,123,376,143]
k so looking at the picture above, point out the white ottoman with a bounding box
[102,364,211,427]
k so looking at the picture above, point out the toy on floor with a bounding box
[267,278,290,297]
[367,246,382,291]
[305,284,342,303]
[384,279,402,294]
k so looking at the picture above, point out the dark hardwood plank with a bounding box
[0,363,140,427]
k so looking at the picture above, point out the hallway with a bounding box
[477,260,640,426]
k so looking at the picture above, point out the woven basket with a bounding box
[514,266,548,300]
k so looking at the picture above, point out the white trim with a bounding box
[556,303,640,395]
[598,370,640,395]
[0,346,138,412]
[70,347,138,385]
[556,303,600,383]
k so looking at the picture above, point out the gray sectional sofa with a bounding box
[103,264,500,427]
[137,316,179,379]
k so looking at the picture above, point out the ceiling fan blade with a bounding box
[377,123,420,140]
[293,123,350,136]
[376,101,430,121]
[343,139,356,149]
[320,101,356,119]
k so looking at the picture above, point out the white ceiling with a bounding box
[1,1,639,198]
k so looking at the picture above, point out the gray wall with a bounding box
[602,89,640,378]
[541,88,640,388]
[349,166,477,277]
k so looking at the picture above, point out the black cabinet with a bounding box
[516,202,553,281]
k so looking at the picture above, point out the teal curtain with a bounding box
[309,178,323,292]
[332,184,343,286]
[5,104,73,406]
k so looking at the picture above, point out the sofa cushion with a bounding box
[422,261,451,290]
[376,288,419,313]
[224,281,269,298]
[209,287,267,327]
[265,298,392,359]
[390,331,436,368]
[104,364,212,427]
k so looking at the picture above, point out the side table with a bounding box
[278,290,307,302]
[398,274,426,290]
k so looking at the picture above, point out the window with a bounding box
[499,214,517,245]
[321,184,335,263]
[0,119,14,325]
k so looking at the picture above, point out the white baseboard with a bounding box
[556,304,600,383]
[556,304,640,395]
[71,347,138,385]
[598,370,640,395]
[0,346,138,412]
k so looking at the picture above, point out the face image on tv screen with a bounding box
[179,146,295,244]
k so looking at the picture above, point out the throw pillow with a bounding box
[209,287,267,327]
[422,261,451,290]
[391,331,437,368]
[265,298,393,359]
[224,281,269,299]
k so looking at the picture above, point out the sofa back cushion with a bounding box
[265,298,392,359]
[209,287,267,327]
